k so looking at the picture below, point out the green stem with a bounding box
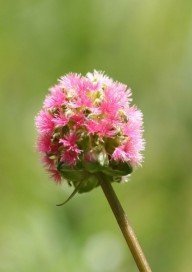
[99,174,152,272]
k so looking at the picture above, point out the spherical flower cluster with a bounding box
[35,71,145,192]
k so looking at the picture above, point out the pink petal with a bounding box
[37,134,52,153]
[35,110,54,134]
[44,86,65,108]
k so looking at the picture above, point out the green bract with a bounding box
[57,149,133,193]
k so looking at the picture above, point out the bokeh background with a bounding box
[0,1,192,271]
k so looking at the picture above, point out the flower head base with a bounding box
[35,71,145,193]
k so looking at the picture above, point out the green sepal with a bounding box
[57,163,86,182]
[100,161,132,180]
[77,174,99,193]
[56,180,84,206]
[110,161,133,175]
[57,159,133,194]
[57,162,100,193]
[83,161,101,173]
[101,167,129,177]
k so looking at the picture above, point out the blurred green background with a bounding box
[0,0,192,271]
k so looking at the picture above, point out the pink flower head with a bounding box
[48,168,62,183]
[59,73,81,90]
[86,119,116,137]
[71,113,84,128]
[100,83,131,117]
[35,110,54,135]
[35,71,145,188]
[59,133,77,148]
[86,70,113,88]
[112,146,128,162]
[37,134,52,153]
[52,112,68,127]
[44,86,65,109]
[61,150,79,166]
